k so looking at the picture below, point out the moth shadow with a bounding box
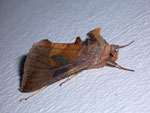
[18,54,27,87]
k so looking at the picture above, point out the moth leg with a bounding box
[106,61,134,72]
[59,74,77,86]
[19,86,47,102]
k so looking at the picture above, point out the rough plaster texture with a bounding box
[0,0,150,113]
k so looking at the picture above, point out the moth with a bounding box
[19,28,134,101]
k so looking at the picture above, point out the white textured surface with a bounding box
[0,0,150,113]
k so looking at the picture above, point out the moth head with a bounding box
[109,45,119,61]
[109,41,134,62]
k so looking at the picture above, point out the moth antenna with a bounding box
[107,61,134,72]
[118,40,134,48]
[112,40,134,49]
[115,63,135,72]
[19,86,47,102]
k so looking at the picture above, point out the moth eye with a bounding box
[109,53,114,57]
[115,49,119,52]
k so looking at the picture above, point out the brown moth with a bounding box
[19,28,134,101]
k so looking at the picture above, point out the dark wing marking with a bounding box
[51,55,71,67]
